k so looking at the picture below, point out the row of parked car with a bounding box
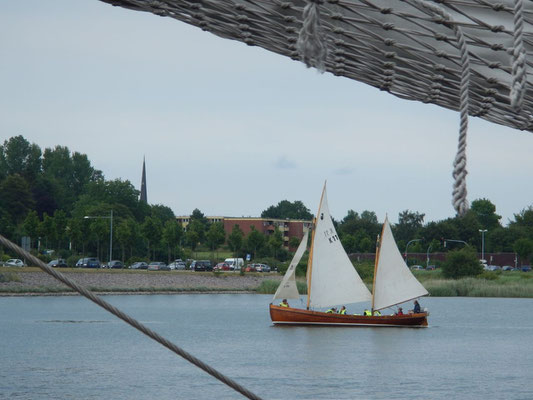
[2,257,276,273]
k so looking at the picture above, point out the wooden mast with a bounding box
[371,216,386,312]
[306,182,326,310]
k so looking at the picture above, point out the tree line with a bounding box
[1,135,533,266]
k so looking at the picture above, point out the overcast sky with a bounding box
[1,0,532,226]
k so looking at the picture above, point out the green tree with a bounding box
[39,212,57,250]
[470,198,501,230]
[206,222,226,257]
[261,200,313,220]
[267,228,284,258]
[187,219,206,245]
[116,218,140,261]
[162,220,183,262]
[394,210,425,244]
[227,224,244,256]
[441,246,483,279]
[22,210,40,249]
[0,174,35,224]
[341,234,357,254]
[246,227,265,260]
[0,135,42,182]
[53,209,68,250]
[513,238,533,265]
[151,204,176,224]
[289,236,301,249]
[141,216,162,260]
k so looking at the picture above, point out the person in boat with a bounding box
[339,306,347,315]
[279,299,289,308]
[373,310,381,316]
[326,307,337,313]
[412,300,421,313]
[363,309,372,316]
[396,307,404,315]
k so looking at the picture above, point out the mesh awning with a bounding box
[102,0,533,132]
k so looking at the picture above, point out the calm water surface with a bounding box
[1,295,532,400]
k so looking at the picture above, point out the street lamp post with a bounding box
[404,238,423,261]
[479,229,488,262]
[84,210,113,264]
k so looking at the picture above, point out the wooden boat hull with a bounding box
[270,304,428,327]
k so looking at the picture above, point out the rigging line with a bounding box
[409,0,471,216]
[0,234,263,400]
[510,0,527,111]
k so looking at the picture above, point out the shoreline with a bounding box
[0,269,282,297]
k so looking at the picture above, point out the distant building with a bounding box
[140,157,147,203]
[175,216,312,248]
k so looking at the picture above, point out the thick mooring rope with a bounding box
[297,0,327,72]
[409,0,471,216]
[511,0,527,110]
[0,234,263,400]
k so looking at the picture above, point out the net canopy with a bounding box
[102,0,533,132]
[100,0,532,215]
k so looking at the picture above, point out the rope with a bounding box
[510,0,527,110]
[297,0,328,72]
[0,234,263,400]
[410,0,471,216]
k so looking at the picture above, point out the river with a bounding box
[1,295,532,399]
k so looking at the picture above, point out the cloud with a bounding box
[274,155,297,169]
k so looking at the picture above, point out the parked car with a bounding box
[129,261,148,270]
[159,263,171,271]
[486,265,501,271]
[191,260,213,271]
[108,260,124,269]
[167,260,186,270]
[251,263,270,272]
[5,259,25,267]
[244,264,256,272]
[76,257,101,268]
[426,265,437,270]
[147,261,166,271]
[48,259,67,268]
[410,265,424,270]
[522,265,532,272]
[214,262,231,271]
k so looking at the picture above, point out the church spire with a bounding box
[140,156,147,203]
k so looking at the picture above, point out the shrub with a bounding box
[441,246,483,279]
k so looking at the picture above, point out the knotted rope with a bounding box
[510,0,527,110]
[410,0,471,216]
[297,0,328,71]
[0,234,262,400]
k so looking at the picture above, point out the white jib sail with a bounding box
[308,185,372,308]
[273,230,309,301]
[373,217,429,311]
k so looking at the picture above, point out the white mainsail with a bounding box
[273,230,309,300]
[307,185,372,308]
[372,217,428,311]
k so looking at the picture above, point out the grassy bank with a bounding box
[257,271,533,298]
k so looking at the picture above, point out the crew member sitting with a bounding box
[412,300,421,314]
[339,306,347,315]
[279,299,289,308]
[363,309,372,316]
[373,310,381,316]
[326,307,337,313]
[396,307,404,315]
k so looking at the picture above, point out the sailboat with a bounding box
[270,183,429,327]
